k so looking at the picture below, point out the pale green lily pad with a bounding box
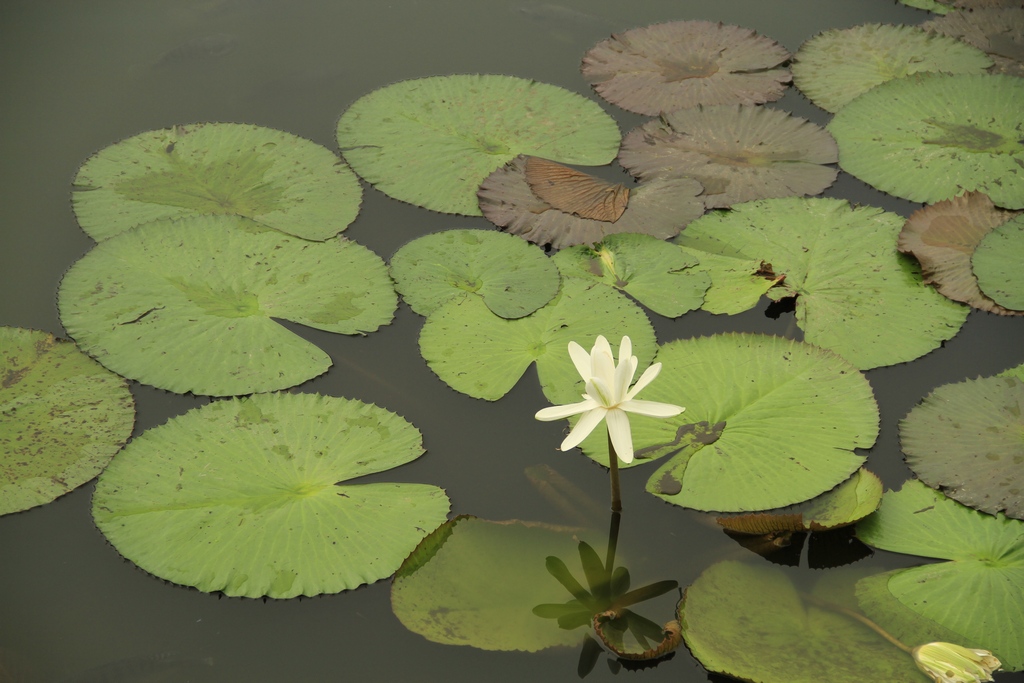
[389,229,559,318]
[579,334,877,512]
[58,215,396,396]
[856,572,966,655]
[419,279,655,403]
[999,361,1024,382]
[900,375,1024,519]
[973,215,1024,310]
[92,392,450,599]
[679,198,968,369]
[551,233,710,318]
[828,73,1024,209]
[856,480,1024,670]
[0,327,134,515]
[336,75,620,215]
[792,24,992,113]
[899,0,951,12]
[391,516,586,652]
[72,123,362,242]
[682,561,931,682]
[673,232,782,315]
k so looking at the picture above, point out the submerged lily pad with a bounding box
[0,327,134,515]
[389,229,559,318]
[828,73,1024,209]
[551,233,710,318]
[58,215,396,396]
[419,279,655,403]
[72,123,362,242]
[856,480,1024,670]
[336,75,620,216]
[973,216,1024,310]
[900,374,1024,519]
[792,24,992,113]
[618,106,838,209]
[477,155,704,249]
[578,334,877,512]
[680,198,968,369]
[581,20,791,116]
[92,392,450,599]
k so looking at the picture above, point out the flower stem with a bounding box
[801,593,912,653]
[607,431,622,512]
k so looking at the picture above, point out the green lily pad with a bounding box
[0,327,134,515]
[827,73,1024,209]
[72,123,362,242]
[856,480,1024,670]
[391,516,586,652]
[578,333,877,512]
[900,374,1024,519]
[973,215,1024,310]
[419,279,655,403]
[792,24,992,114]
[855,571,966,654]
[92,392,450,599]
[58,215,396,396]
[335,75,620,215]
[551,233,710,318]
[682,561,931,682]
[679,198,968,369]
[389,229,559,318]
[673,232,782,315]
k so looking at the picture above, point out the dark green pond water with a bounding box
[2,0,1023,681]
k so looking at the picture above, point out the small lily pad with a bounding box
[389,229,560,318]
[972,216,1024,310]
[336,75,620,215]
[92,392,450,599]
[72,123,363,242]
[58,215,396,396]
[0,327,134,515]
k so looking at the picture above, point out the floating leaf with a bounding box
[419,279,655,403]
[478,155,704,250]
[92,392,450,599]
[922,8,1024,77]
[0,327,134,515]
[827,73,1024,209]
[389,229,559,318]
[792,24,992,113]
[898,192,1023,315]
[900,374,1024,519]
[673,232,782,315]
[618,105,838,209]
[972,216,1024,310]
[72,123,362,242]
[581,20,791,116]
[58,215,396,396]
[856,480,1024,670]
[898,0,952,13]
[680,198,968,369]
[524,157,629,222]
[551,233,710,318]
[335,75,620,216]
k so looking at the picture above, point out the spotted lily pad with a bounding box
[581,20,791,116]
[792,24,992,113]
[389,229,559,318]
[0,327,134,515]
[828,73,1024,209]
[72,123,362,242]
[923,8,1024,77]
[58,215,396,396]
[973,216,1024,310]
[618,105,838,209]
[336,75,620,216]
[673,232,782,315]
[92,392,450,599]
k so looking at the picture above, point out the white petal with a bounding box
[621,399,684,417]
[536,398,599,421]
[568,342,592,381]
[613,353,635,404]
[626,362,662,400]
[587,376,613,407]
[617,335,632,365]
[605,408,634,463]
[560,407,607,451]
[591,336,615,385]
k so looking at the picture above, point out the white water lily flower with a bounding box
[535,335,683,464]
[912,642,1001,683]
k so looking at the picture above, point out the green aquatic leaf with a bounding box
[972,215,1024,310]
[0,327,134,515]
[389,229,559,318]
[58,215,396,396]
[673,232,781,315]
[92,392,450,599]
[72,123,362,241]
[336,75,620,215]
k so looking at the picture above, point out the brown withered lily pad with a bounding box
[581,20,791,116]
[898,192,1023,315]
[923,8,1024,77]
[477,155,704,250]
[524,156,629,222]
[618,105,838,209]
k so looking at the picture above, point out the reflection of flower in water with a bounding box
[912,642,1001,683]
